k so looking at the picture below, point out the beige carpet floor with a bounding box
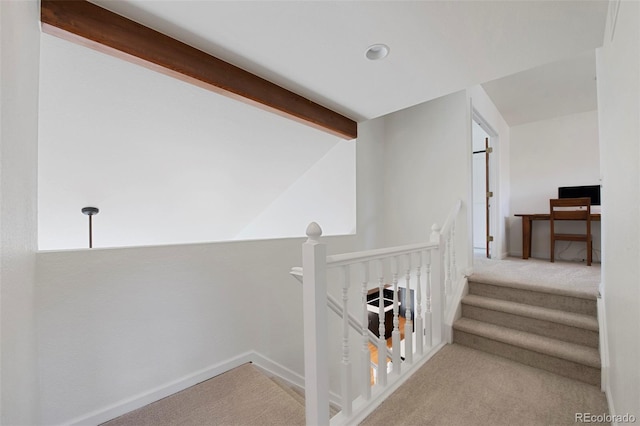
[361,343,609,426]
[102,364,305,426]
[103,344,609,426]
[471,255,601,299]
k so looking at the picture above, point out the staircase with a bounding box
[453,277,601,387]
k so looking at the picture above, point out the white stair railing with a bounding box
[292,201,463,426]
[291,267,393,360]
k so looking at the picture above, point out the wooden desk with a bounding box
[515,212,601,259]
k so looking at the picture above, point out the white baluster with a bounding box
[424,249,433,348]
[431,239,444,345]
[341,266,352,416]
[360,262,371,399]
[415,251,424,356]
[391,256,401,374]
[376,259,387,386]
[302,222,329,426]
[429,222,445,345]
[403,254,413,364]
[445,231,452,298]
[451,221,458,290]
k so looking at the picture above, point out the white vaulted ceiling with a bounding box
[38,1,610,249]
[482,50,599,126]
[89,0,609,123]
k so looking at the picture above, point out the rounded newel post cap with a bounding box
[306,222,323,242]
[430,223,441,242]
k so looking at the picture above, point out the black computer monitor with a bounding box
[558,185,601,206]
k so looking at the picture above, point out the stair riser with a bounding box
[454,330,600,386]
[469,281,597,316]
[461,304,599,348]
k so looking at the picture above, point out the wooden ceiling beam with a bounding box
[40,0,357,139]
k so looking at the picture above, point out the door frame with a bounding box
[471,108,499,259]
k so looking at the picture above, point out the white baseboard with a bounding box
[597,295,609,393]
[597,293,617,426]
[67,351,254,426]
[65,351,342,426]
[251,351,342,408]
[251,352,306,393]
[605,383,617,426]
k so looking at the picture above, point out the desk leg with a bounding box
[522,217,532,259]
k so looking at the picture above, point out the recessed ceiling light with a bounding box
[365,44,390,61]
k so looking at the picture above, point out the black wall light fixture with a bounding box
[81,206,99,248]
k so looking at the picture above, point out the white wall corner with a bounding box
[251,351,342,409]
[233,141,356,241]
[67,352,255,426]
[467,86,511,262]
[1,1,41,424]
[250,351,306,394]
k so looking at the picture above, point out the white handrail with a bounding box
[440,199,462,236]
[431,199,464,343]
[326,242,438,267]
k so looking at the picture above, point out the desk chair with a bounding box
[550,197,592,266]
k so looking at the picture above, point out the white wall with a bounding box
[0,1,40,424]
[508,110,600,261]
[38,33,355,250]
[234,141,356,240]
[596,0,640,419]
[35,235,351,424]
[381,91,470,261]
[467,85,511,260]
[355,117,386,250]
[35,120,386,424]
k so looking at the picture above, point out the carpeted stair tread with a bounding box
[468,257,600,300]
[468,275,597,301]
[462,294,598,331]
[453,318,600,368]
[468,281,597,316]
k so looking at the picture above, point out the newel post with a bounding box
[430,224,441,245]
[302,222,329,426]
